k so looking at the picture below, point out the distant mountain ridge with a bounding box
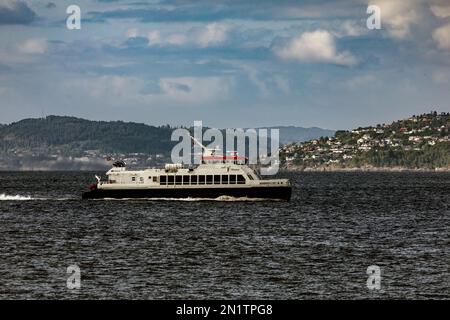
[0,115,334,170]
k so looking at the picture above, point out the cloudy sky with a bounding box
[0,0,449,130]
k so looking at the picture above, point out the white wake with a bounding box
[0,194,33,201]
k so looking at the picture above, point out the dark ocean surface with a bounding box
[0,171,449,299]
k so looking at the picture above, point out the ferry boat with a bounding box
[82,137,291,201]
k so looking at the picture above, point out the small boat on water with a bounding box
[82,137,291,201]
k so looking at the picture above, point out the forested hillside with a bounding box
[0,116,175,155]
[282,111,450,170]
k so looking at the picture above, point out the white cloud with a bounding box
[125,28,139,38]
[367,0,450,40]
[18,38,47,54]
[433,23,450,50]
[145,23,229,48]
[147,30,161,45]
[430,4,450,18]
[166,33,188,46]
[369,0,421,39]
[339,20,368,37]
[196,23,228,47]
[273,30,357,66]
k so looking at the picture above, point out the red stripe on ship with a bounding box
[202,156,247,161]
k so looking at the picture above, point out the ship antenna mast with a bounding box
[190,135,208,151]
[190,135,219,161]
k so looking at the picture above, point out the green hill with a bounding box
[0,116,176,156]
[282,111,450,170]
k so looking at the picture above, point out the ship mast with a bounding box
[190,136,218,162]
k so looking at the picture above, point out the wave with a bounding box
[0,194,76,201]
[0,194,33,201]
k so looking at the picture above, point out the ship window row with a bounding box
[159,174,246,185]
